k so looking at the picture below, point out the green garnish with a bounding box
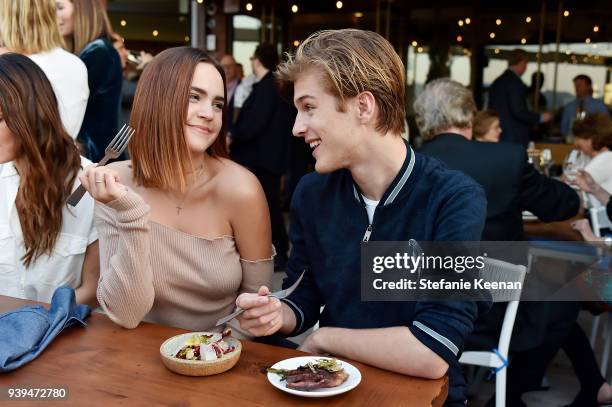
[308,358,342,372]
[267,367,289,375]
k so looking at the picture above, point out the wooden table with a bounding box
[523,217,583,241]
[0,296,448,406]
[534,142,574,166]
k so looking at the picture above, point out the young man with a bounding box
[235,29,489,406]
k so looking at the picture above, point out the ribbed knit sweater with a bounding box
[94,189,273,332]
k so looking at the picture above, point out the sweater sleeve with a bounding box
[95,189,154,328]
[238,251,274,295]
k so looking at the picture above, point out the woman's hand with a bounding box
[235,286,283,337]
[79,164,128,204]
[571,170,598,193]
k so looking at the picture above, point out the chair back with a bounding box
[589,206,612,238]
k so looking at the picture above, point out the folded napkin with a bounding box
[0,286,90,372]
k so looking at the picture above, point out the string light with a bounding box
[291,4,298,13]
[494,48,500,54]
[489,32,496,39]
[336,1,343,9]
[458,20,464,27]
[495,19,502,26]
[521,38,527,44]
[246,3,253,11]
[411,40,418,47]
[563,10,570,17]
[185,36,190,42]
[293,40,300,47]
[417,47,423,53]
[465,18,471,24]
[196,0,203,3]
[585,37,591,44]
[457,35,463,42]
[120,19,127,27]
[354,12,363,18]
[565,49,571,55]
[152,30,159,37]
[525,16,532,23]
[593,25,600,32]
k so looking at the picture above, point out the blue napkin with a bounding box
[0,286,90,372]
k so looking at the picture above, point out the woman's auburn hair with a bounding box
[66,0,113,54]
[473,110,499,141]
[572,112,612,151]
[0,53,81,267]
[0,0,65,54]
[129,47,228,193]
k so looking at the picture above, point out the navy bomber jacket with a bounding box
[281,142,490,406]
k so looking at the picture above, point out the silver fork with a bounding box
[215,270,306,327]
[67,124,135,207]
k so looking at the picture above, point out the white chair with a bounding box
[589,206,612,238]
[459,258,527,407]
[587,206,611,377]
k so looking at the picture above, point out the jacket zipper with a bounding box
[362,224,373,242]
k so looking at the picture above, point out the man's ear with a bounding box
[355,91,376,125]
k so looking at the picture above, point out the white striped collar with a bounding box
[352,145,416,207]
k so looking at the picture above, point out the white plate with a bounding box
[267,356,361,398]
[522,211,538,222]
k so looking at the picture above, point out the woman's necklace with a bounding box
[174,165,204,215]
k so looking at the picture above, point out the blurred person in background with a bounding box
[110,33,153,126]
[220,54,240,115]
[57,0,122,162]
[417,78,583,407]
[571,113,612,208]
[473,110,502,142]
[488,49,551,147]
[527,71,547,112]
[561,75,609,137]
[0,0,88,139]
[0,53,98,306]
[230,44,295,270]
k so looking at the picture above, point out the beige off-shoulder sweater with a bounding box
[94,189,273,332]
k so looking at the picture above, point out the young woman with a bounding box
[80,47,274,333]
[0,53,98,305]
[56,0,122,162]
[0,0,88,138]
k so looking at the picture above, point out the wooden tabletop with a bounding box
[0,296,448,406]
[523,216,583,241]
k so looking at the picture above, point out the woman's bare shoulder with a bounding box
[213,158,264,202]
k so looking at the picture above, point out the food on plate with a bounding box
[174,328,236,361]
[268,358,349,391]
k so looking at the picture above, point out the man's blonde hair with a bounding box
[276,29,406,135]
[414,78,476,141]
[0,0,64,54]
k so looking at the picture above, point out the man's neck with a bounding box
[439,127,472,140]
[349,133,407,201]
[255,68,269,80]
[509,66,523,77]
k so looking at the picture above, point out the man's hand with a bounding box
[235,286,283,336]
[541,112,552,123]
[297,328,330,355]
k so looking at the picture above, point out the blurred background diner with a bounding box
[0,0,610,405]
